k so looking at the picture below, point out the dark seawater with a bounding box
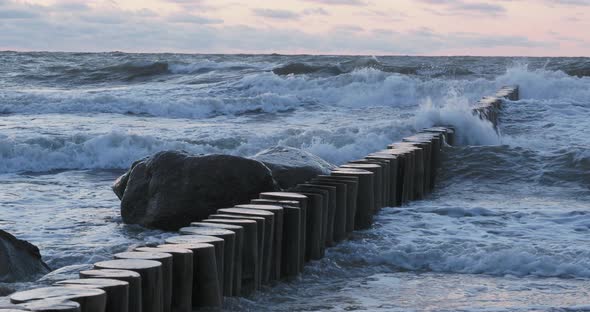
[1,53,589,311]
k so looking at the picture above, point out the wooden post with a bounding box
[10,287,106,312]
[165,235,225,301]
[135,246,193,312]
[187,223,243,297]
[178,228,235,297]
[113,252,172,312]
[331,169,374,230]
[94,260,162,312]
[157,243,221,308]
[55,279,129,312]
[249,199,302,279]
[79,269,141,312]
[201,218,259,293]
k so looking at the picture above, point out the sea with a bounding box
[1,52,589,311]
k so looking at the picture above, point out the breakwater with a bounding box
[2,86,519,312]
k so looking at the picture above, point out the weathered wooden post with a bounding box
[134,246,193,312]
[10,287,106,312]
[113,252,172,312]
[187,223,243,297]
[295,184,336,247]
[248,199,302,278]
[201,218,259,293]
[340,163,384,210]
[331,168,374,230]
[215,208,274,284]
[312,175,358,234]
[157,243,221,308]
[234,204,283,281]
[165,235,225,300]
[55,279,129,312]
[308,178,347,242]
[79,269,141,312]
[16,299,81,312]
[94,259,162,312]
[259,192,308,271]
[178,228,235,297]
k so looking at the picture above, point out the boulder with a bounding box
[116,151,278,230]
[252,146,335,189]
[0,230,50,283]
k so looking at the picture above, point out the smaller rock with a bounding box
[0,231,50,283]
[0,286,15,297]
[252,146,335,189]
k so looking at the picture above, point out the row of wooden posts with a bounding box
[3,86,519,312]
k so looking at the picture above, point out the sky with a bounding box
[0,0,588,56]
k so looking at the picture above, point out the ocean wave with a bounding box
[11,58,263,85]
[552,59,590,78]
[7,62,588,121]
[271,57,475,77]
[0,67,496,118]
[0,117,412,173]
[0,132,207,173]
[96,61,170,81]
[272,62,343,76]
[0,88,302,118]
[496,63,590,101]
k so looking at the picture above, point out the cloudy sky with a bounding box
[0,0,588,56]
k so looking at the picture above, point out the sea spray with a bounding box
[414,90,500,146]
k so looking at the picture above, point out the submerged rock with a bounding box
[116,151,278,230]
[0,286,14,297]
[0,230,50,283]
[252,146,335,189]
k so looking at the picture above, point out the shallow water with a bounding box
[1,53,589,310]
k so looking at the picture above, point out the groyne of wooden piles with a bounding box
[2,86,520,312]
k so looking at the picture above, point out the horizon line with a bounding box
[1,50,589,58]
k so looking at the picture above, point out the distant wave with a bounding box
[102,62,171,80]
[42,61,172,83]
[272,63,343,76]
[272,57,475,77]
[551,59,590,78]
[14,59,261,85]
[0,65,499,119]
[6,63,588,121]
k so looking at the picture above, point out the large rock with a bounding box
[116,151,278,230]
[252,146,335,189]
[0,230,50,283]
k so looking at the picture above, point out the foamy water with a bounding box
[1,53,589,310]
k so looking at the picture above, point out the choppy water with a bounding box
[1,53,589,311]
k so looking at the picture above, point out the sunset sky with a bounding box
[0,0,588,56]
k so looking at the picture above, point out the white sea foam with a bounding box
[414,92,500,145]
